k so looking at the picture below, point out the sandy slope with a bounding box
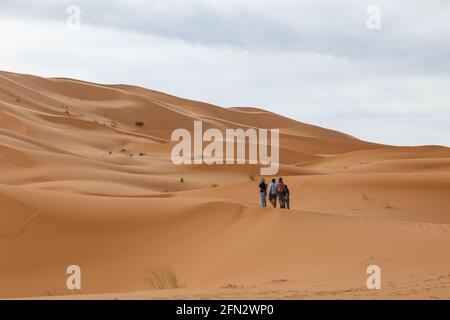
[0,70,449,299]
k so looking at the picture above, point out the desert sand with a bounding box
[0,70,449,300]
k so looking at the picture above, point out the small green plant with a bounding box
[144,266,184,290]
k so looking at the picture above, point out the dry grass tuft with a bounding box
[144,266,184,290]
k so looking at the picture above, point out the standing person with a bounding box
[258,178,268,208]
[284,184,290,210]
[268,178,277,208]
[276,178,287,209]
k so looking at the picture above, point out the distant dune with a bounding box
[1,70,449,299]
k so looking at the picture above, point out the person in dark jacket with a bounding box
[284,184,290,210]
[258,178,268,207]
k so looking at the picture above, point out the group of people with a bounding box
[258,178,290,209]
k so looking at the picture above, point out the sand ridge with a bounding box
[0,70,449,299]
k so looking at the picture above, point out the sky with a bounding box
[0,0,449,146]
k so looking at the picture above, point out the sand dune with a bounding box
[0,70,449,299]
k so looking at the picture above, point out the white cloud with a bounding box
[0,1,449,146]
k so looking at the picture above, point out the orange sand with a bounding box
[0,70,449,299]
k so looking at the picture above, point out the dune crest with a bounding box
[0,70,449,299]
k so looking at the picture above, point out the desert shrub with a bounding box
[135,121,144,127]
[144,266,184,290]
[222,283,244,289]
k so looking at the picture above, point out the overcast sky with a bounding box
[0,0,449,146]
